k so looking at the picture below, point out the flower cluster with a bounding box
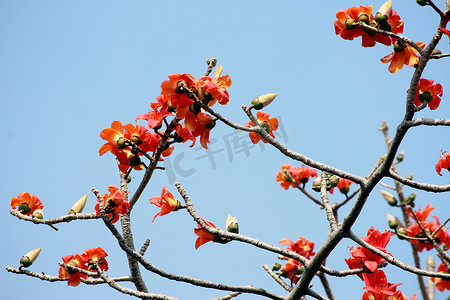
[58,247,108,287]
[276,164,318,190]
[435,151,450,176]
[362,270,416,300]
[94,185,129,223]
[334,1,428,74]
[149,186,181,222]
[406,204,450,252]
[346,227,392,277]
[278,237,315,283]
[10,192,44,216]
[99,65,231,173]
[245,111,279,144]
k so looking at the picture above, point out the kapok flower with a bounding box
[10,192,44,216]
[197,64,232,107]
[411,78,443,110]
[245,111,279,144]
[440,27,450,43]
[159,73,197,119]
[58,254,88,287]
[194,218,218,249]
[280,237,316,260]
[432,262,450,292]
[136,110,174,129]
[149,186,181,222]
[380,40,425,73]
[290,165,318,185]
[346,227,392,277]
[362,270,405,300]
[95,185,129,223]
[336,178,354,194]
[435,151,450,176]
[280,258,304,283]
[82,247,108,276]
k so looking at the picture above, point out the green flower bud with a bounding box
[394,40,406,52]
[130,156,142,167]
[251,93,278,110]
[397,227,408,239]
[312,177,322,192]
[380,190,397,206]
[406,174,413,180]
[18,203,31,215]
[226,215,239,234]
[408,192,416,202]
[130,135,142,146]
[358,14,370,24]
[272,263,282,271]
[396,151,404,162]
[32,209,44,219]
[387,213,398,229]
[431,49,442,55]
[419,91,433,103]
[20,248,42,269]
[416,0,428,6]
[329,175,339,188]
[375,12,388,24]
[117,137,127,149]
[345,18,357,30]
[189,102,201,114]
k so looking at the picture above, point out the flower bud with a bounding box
[312,177,322,192]
[416,0,428,6]
[251,93,278,110]
[18,203,31,214]
[406,174,413,180]
[358,14,370,24]
[387,213,398,229]
[130,135,142,146]
[396,227,408,239]
[130,155,142,167]
[407,192,416,202]
[419,91,433,103]
[431,49,442,55]
[117,137,127,149]
[226,215,239,234]
[345,18,357,30]
[376,0,392,22]
[69,194,88,214]
[329,175,339,188]
[380,190,397,206]
[396,151,404,162]
[20,248,42,269]
[379,154,386,163]
[32,209,44,219]
[175,81,187,94]
[393,40,406,52]
[272,262,282,271]
[395,217,405,229]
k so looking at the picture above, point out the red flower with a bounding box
[362,270,405,300]
[280,258,303,283]
[280,237,316,260]
[380,40,425,73]
[10,192,44,216]
[197,64,232,106]
[406,204,450,252]
[194,219,218,249]
[95,185,129,223]
[346,227,391,277]
[82,247,108,276]
[58,254,88,287]
[432,262,450,292]
[276,164,317,190]
[336,178,354,194]
[411,78,443,110]
[436,151,450,176]
[245,112,279,144]
[159,73,197,119]
[136,110,174,130]
[440,27,450,42]
[149,186,181,222]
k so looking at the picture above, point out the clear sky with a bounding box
[1,1,449,299]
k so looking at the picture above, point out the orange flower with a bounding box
[159,73,197,119]
[99,121,127,156]
[432,262,450,292]
[136,110,174,129]
[407,203,433,222]
[336,178,354,194]
[197,64,232,106]
[280,237,315,260]
[346,227,391,278]
[380,40,425,73]
[82,247,108,276]
[436,151,450,176]
[10,192,44,216]
[276,164,295,190]
[411,78,443,110]
[245,111,279,144]
[149,186,181,222]
[362,270,405,300]
[440,27,450,42]
[95,185,129,223]
[194,219,218,249]
[58,254,88,287]
[280,258,303,283]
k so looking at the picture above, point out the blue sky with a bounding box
[1,1,449,299]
